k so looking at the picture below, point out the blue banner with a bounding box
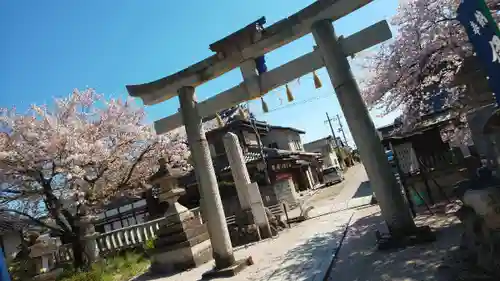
[0,248,11,281]
[457,0,500,106]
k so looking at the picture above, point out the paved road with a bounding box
[301,164,373,218]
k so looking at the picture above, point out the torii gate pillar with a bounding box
[312,20,417,236]
[178,86,236,269]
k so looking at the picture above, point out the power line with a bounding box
[253,92,334,115]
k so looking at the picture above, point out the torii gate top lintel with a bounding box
[126,0,375,106]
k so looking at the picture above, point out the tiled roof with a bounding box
[213,151,263,173]
[378,110,454,140]
[268,125,306,134]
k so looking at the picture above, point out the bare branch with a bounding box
[0,208,63,234]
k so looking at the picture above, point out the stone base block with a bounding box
[376,226,436,251]
[150,240,213,274]
[201,257,253,279]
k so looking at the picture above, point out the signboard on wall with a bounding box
[271,162,293,172]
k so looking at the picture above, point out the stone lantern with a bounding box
[150,159,190,220]
[29,237,63,281]
[147,158,213,274]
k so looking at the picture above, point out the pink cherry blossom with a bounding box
[361,0,500,144]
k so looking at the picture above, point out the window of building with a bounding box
[127,216,136,226]
[112,221,122,230]
[136,213,145,224]
[292,139,302,150]
[121,219,129,228]
[209,144,216,157]
[243,131,259,146]
[268,142,279,149]
[104,224,112,232]
[213,140,226,155]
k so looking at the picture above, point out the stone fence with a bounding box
[57,207,203,263]
[57,203,286,263]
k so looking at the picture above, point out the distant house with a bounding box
[304,136,341,170]
[261,125,305,152]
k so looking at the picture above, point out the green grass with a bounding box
[56,252,150,281]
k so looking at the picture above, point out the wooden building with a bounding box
[177,119,322,215]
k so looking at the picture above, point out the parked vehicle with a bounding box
[323,166,344,186]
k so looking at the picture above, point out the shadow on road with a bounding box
[262,228,344,281]
[352,181,372,199]
[328,210,466,281]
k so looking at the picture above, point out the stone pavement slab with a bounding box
[137,209,354,281]
[327,206,463,281]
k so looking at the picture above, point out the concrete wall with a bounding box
[262,129,303,151]
[1,231,22,261]
[272,177,298,208]
[304,139,340,169]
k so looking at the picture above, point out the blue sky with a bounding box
[0,0,401,145]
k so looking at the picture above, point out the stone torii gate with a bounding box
[126,0,418,273]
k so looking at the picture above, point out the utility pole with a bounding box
[336,114,349,147]
[325,112,339,147]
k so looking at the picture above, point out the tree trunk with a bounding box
[70,233,86,270]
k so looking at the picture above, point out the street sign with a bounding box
[457,0,500,106]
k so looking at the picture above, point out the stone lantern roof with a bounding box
[149,158,187,184]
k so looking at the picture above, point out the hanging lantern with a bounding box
[286,85,294,102]
[215,112,224,127]
[313,71,322,89]
[261,97,269,113]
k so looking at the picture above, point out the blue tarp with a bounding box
[385,150,394,161]
[0,248,11,281]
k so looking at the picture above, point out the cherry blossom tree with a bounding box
[361,0,500,143]
[0,89,193,268]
